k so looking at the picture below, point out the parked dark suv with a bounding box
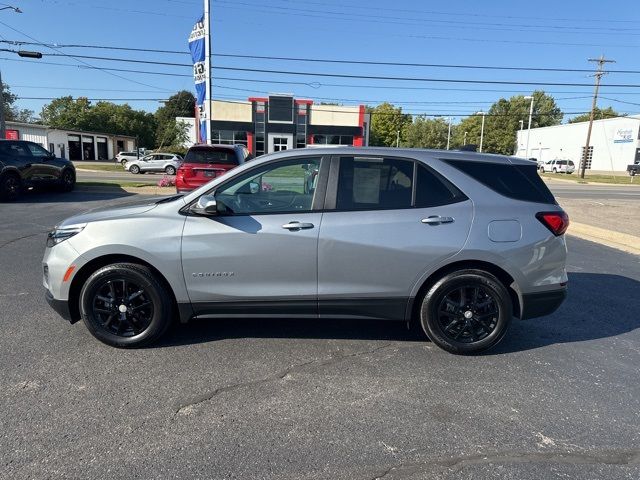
[0,140,76,200]
[175,144,252,193]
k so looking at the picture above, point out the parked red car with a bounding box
[175,144,252,193]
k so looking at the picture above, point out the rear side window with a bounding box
[185,148,238,165]
[445,160,556,204]
[337,157,414,210]
[416,164,467,208]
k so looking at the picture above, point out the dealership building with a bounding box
[5,121,137,161]
[178,95,370,155]
[515,115,640,172]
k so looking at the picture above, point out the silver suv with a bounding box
[43,148,569,354]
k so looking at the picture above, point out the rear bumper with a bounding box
[520,288,567,320]
[45,290,74,323]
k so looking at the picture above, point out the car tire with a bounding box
[419,269,512,355]
[0,172,22,201]
[630,170,636,177]
[58,168,76,192]
[552,168,557,173]
[165,165,176,175]
[129,164,140,174]
[79,263,173,348]
[120,159,127,167]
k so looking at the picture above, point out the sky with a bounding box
[1,0,640,123]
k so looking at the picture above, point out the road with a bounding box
[77,169,164,185]
[1,191,639,479]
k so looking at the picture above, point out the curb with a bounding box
[542,176,639,187]
[568,221,640,256]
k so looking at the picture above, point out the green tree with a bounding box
[451,91,563,155]
[369,102,412,146]
[154,90,195,148]
[402,116,452,149]
[568,106,622,123]
[2,84,36,123]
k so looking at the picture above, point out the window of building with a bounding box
[296,104,307,148]
[336,157,414,210]
[255,106,266,156]
[211,130,248,147]
[580,146,593,170]
[313,134,353,145]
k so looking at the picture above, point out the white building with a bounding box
[5,121,136,161]
[515,116,640,172]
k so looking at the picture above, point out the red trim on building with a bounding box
[248,97,268,103]
[294,99,313,105]
[246,131,254,154]
[307,134,314,145]
[353,105,366,147]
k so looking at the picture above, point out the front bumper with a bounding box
[520,288,567,320]
[45,290,74,323]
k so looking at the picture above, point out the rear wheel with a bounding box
[129,164,140,174]
[630,170,637,177]
[79,263,173,348]
[0,173,21,201]
[419,270,512,354]
[165,165,176,175]
[552,168,557,173]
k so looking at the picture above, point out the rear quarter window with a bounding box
[445,159,556,204]
[184,148,238,165]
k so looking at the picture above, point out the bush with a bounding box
[157,175,176,188]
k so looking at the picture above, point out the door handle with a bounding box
[282,221,314,230]
[421,216,454,225]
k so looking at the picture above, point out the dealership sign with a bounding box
[189,15,207,143]
[5,129,19,140]
[613,127,634,143]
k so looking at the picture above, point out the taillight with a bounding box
[536,211,569,236]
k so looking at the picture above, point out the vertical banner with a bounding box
[189,15,207,144]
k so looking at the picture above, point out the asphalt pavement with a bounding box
[1,190,639,480]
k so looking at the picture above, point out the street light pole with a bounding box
[476,111,486,153]
[446,117,452,150]
[0,6,24,139]
[463,131,467,146]
[524,95,534,159]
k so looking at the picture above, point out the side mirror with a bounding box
[190,194,218,215]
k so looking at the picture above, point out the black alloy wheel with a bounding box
[59,169,75,192]
[80,263,173,347]
[420,270,512,354]
[0,174,21,201]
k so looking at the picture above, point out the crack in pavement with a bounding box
[0,231,48,250]
[367,448,640,479]
[173,342,397,417]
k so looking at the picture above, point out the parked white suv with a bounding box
[115,152,140,166]
[124,153,183,175]
[539,159,575,174]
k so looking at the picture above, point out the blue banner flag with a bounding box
[189,15,207,143]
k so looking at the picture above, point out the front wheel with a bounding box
[79,263,173,348]
[129,164,140,174]
[552,168,557,173]
[419,270,512,354]
[165,165,176,175]
[630,170,637,177]
[58,169,75,192]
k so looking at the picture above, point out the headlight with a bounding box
[46,224,86,247]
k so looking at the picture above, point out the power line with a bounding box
[5,49,640,88]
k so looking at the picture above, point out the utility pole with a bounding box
[580,55,615,179]
[524,95,534,159]
[204,0,212,145]
[0,70,5,139]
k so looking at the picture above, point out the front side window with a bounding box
[336,157,414,210]
[215,157,321,215]
[26,142,50,157]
